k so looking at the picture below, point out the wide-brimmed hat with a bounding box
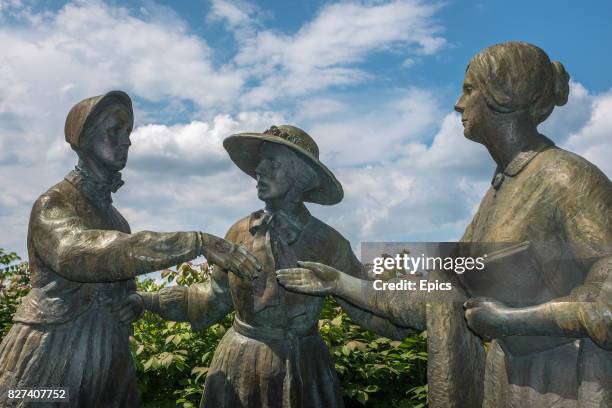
[223,125,343,205]
[65,90,133,148]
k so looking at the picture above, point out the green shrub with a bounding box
[0,249,30,339]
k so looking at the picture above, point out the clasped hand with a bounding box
[112,293,144,325]
[200,233,261,280]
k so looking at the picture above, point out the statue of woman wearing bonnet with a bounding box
[0,91,259,407]
[277,42,612,407]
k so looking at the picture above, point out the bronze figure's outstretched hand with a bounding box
[463,297,514,340]
[200,233,261,280]
[276,261,341,296]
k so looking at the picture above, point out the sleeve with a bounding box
[331,237,423,339]
[185,265,234,331]
[559,167,612,348]
[30,191,201,282]
[562,257,612,349]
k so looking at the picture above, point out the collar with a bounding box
[249,204,311,244]
[65,165,124,208]
[491,136,555,190]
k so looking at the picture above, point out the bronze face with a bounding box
[85,107,133,172]
[454,67,498,144]
[255,143,297,202]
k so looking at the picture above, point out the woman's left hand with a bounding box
[463,297,515,339]
[113,293,145,324]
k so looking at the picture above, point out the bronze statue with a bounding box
[277,42,612,407]
[0,91,259,407]
[140,125,408,408]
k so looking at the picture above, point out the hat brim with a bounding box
[223,133,343,205]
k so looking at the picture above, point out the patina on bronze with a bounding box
[140,125,410,408]
[277,42,612,407]
[0,91,259,408]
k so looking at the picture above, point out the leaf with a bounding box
[364,384,380,393]
[201,351,210,363]
[161,353,174,368]
[191,366,209,382]
[143,357,154,371]
[345,340,368,352]
[356,390,369,405]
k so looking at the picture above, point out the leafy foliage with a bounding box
[0,252,428,407]
[0,249,30,338]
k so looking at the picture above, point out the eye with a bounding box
[463,85,474,94]
[106,126,123,144]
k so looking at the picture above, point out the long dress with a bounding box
[0,167,202,408]
[152,205,410,408]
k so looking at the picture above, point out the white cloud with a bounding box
[128,110,284,175]
[207,0,257,28]
[233,0,446,104]
[564,90,612,176]
[318,112,490,247]
[309,87,444,167]
[0,1,243,137]
[295,97,349,121]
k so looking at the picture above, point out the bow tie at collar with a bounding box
[65,165,124,208]
[249,207,310,244]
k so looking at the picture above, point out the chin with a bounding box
[463,130,482,144]
[112,162,127,171]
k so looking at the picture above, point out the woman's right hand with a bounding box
[276,261,341,296]
[200,233,261,280]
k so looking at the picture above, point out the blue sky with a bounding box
[1,0,611,259]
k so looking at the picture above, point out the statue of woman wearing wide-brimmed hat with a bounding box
[0,91,259,407]
[277,42,612,407]
[140,125,408,408]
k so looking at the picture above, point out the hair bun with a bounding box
[551,61,570,106]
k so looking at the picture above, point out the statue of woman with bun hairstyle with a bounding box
[277,42,612,407]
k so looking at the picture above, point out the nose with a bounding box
[119,133,131,146]
[454,95,465,114]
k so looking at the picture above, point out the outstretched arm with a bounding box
[277,261,426,331]
[32,191,259,282]
[140,265,234,331]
